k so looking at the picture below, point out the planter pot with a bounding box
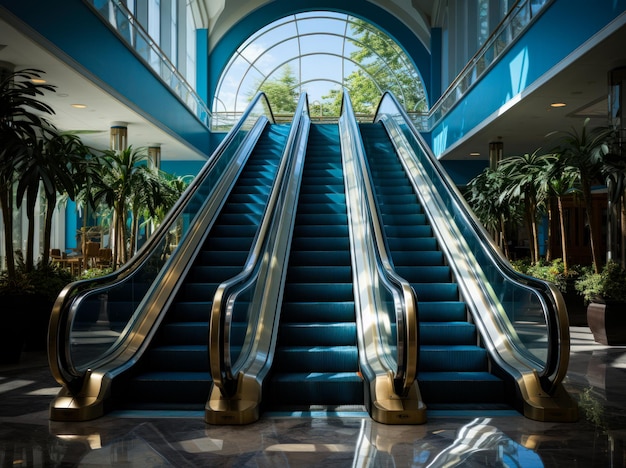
[564,278,587,326]
[587,301,626,345]
[0,295,29,364]
[23,296,55,351]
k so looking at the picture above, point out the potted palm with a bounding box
[0,67,57,362]
[576,261,626,345]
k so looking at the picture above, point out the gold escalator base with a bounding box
[368,373,427,425]
[49,370,109,422]
[521,372,579,422]
[205,373,261,425]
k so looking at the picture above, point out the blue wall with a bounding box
[431,0,626,157]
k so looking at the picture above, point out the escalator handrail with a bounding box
[48,92,276,391]
[340,91,419,397]
[374,91,569,393]
[209,93,311,398]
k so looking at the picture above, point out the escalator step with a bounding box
[286,265,352,283]
[419,322,476,345]
[278,322,357,346]
[283,283,354,302]
[418,371,506,404]
[274,346,358,372]
[412,283,459,301]
[418,302,468,322]
[280,301,355,322]
[419,345,488,372]
[268,372,363,406]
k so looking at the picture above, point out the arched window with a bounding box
[213,11,427,119]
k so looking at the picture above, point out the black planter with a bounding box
[0,295,29,364]
[587,301,626,345]
[23,296,55,351]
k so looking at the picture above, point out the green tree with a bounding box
[255,65,298,114]
[466,167,522,259]
[93,146,181,266]
[545,158,578,274]
[0,69,56,280]
[16,133,90,269]
[498,151,555,264]
[552,119,613,273]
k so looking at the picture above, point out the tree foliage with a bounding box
[323,19,426,116]
[254,65,299,114]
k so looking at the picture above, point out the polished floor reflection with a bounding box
[1,326,624,466]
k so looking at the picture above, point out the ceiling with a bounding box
[0,15,206,162]
[0,4,625,164]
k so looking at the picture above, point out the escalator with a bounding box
[115,124,290,410]
[264,124,363,409]
[48,94,295,421]
[360,122,507,408]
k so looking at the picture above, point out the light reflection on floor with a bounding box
[1,326,625,466]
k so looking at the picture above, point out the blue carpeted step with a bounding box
[288,250,351,266]
[291,237,350,250]
[287,266,352,283]
[418,302,468,322]
[419,345,488,372]
[283,283,354,302]
[391,251,445,266]
[270,372,363,406]
[293,224,349,237]
[420,322,476,345]
[395,265,451,283]
[412,283,458,301]
[280,302,355,322]
[382,212,427,226]
[275,346,358,372]
[417,371,506,404]
[279,322,357,345]
[125,371,212,404]
[268,123,362,409]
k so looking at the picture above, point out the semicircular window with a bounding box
[213,11,427,122]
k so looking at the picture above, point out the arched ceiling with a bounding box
[193,0,441,52]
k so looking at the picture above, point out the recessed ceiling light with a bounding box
[469,152,481,157]
[71,103,87,109]
[31,78,47,84]
[550,102,567,108]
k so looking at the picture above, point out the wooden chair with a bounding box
[96,248,113,268]
[84,242,101,268]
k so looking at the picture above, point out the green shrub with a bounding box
[575,261,626,303]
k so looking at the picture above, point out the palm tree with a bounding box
[545,158,579,275]
[127,168,181,257]
[466,167,522,259]
[94,146,181,267]
[552,119,613,273]
[498,151,555,264]
[0,69,56,280]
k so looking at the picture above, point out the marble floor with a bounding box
[0,326,624,467]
